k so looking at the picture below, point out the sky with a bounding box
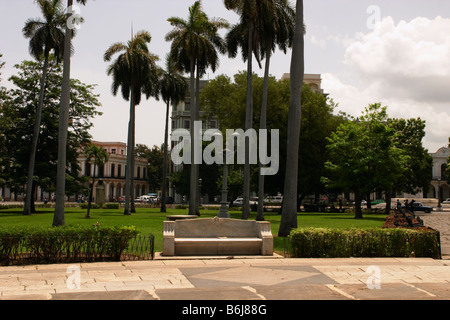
[1,0,449,153]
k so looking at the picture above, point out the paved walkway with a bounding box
[418,211,450,258]
[0,257,449,300]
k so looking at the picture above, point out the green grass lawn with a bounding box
[0,207,387,255]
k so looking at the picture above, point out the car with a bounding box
[401,202,433,213]
[233,198,243,206]
[443,198,450,204]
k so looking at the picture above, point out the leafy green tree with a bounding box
[84,143,109,218]
[135,144,164,194]
[54,0,89,227]
[104,30,160,215]
[388,118,432,212]
[22,0,67,215]
[323,104,408,219]
[0,58,100,208]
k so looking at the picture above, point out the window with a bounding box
[137,167,141,179]
[118,165,122,178]
[184,120,190,129]
[209,120,217,129]
[85,163,91,177]
[111,149,116,154]
[111,164,115,177]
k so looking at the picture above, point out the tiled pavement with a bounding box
[0,257,449,300]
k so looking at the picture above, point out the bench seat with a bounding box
[163,217,273,256]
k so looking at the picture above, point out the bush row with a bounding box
[289,227,441,259]
[0,225,142,265]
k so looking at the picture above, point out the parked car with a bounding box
[233,198,243,206]
[443,198,450,204]
[401,202,433,213]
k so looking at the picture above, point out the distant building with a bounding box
[0,141,149,203]
[425,146,449,200]
[281,73,325,95]
[78,141,149,202]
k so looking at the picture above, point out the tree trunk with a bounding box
[189,57,197,216]
[86,164,96,218]
[256,45,272,222]
[242,23,253,220]
[130,104,136,213]
[278,0,304,237]
[24,52,50,216]
[124,87,135,215]
[53,0,74,227]
[195,67,201,216]
[354,192,364,219]
[161,101,170,213]
[385,191,392,215]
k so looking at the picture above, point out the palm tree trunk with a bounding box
[242,23,253,220]
[53,0,74,227]
[24,52,50,216]
[188,57,197,216]
[257,45,272,221]
[130,107,136,213]
[161,101,170,213]
[86,164,96,218]
[195,66,201,216]
[124,87,135,215]
[279,0,304,237]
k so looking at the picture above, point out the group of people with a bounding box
[397,199,416,213]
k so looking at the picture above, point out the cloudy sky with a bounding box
[1,0,449,152]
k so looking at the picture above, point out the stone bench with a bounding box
[163,217,273,256]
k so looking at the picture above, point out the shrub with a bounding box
[80,203,100,209]
[289,227,441,259]
[0,225,144,265]
[104,203,119,209]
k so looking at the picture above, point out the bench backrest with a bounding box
[172,217,261,238]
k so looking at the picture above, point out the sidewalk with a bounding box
[1,256,449,300]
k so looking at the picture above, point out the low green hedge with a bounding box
[0,225,142,265]
[289,227,441,259]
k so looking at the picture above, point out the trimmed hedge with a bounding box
[0,225,142,265]
[289,227,441,259]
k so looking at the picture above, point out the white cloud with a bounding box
[323,16,450,152]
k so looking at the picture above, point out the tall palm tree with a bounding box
[104,30,160,215]
[279,0,304,237]
[23,0,67,216]
[84,143,109,218]
[166,1,228,216]
[53,0,88,227]
[256,0,296,221]
[158,55,188,213]
[224,0,267,219]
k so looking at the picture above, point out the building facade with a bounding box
[1,141,149,203]
[425,146,449,201]
[78,141,149,202]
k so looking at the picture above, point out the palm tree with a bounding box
[104,30,160,215]
[279,0,304,237]
[23,0,67,216]
[166,1,228,216]
[84,143,109,218]
[158,55,188,213]
[224,0,267,219]
[256,0,296,221]
[53,0,88,227]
